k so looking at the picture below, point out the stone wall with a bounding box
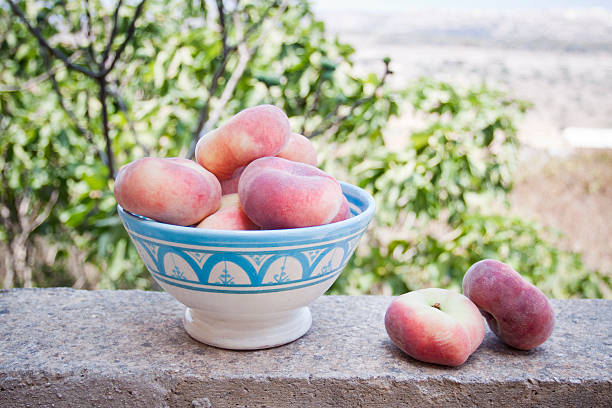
[1,288,610,407]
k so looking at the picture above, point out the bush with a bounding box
[326,79,611,298]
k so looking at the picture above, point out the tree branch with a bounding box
[301,74,325,135]
[41,50,109,168]
[108,82,151,156]
[0,149,17,233]
[7,0,99,78]
[16,192,32,231]
[233,0,281,50]
[98,77,116,179]
[101,0,146,76]
[192,0,233,142]
[217,0,228,49]
[83,0,98,65]
[203,34,251,137]
[0,52,75,92]
[49,72,91,141]
[15,188,59,235]
[101,0,124,66]
[31,190,60,231]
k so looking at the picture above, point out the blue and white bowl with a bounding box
[118,181,375,349]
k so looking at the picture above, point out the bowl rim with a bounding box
[117,181,375,241]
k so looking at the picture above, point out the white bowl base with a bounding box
[183,306,312,350]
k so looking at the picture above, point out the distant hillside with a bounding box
[317,8,612,138]
[319,9,612,53]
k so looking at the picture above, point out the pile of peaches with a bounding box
[114,104,349,230]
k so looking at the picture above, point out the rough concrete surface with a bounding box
[1,288,611,407]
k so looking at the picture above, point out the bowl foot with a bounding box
[183,306,312,350]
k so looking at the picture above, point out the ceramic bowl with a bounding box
[118,182,375,350]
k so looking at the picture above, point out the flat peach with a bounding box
[114,157,221,226]
[462,259,555,350]
[238,157,344,229]
[220,166,246,195]
[276,133,318,166]
[330,195,351,223]
[195,104,290,180]
[385,288,485,367]
[197,194,259,231]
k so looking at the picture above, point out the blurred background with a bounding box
[1,0,610,298]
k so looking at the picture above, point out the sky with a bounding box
[312,0,612,12]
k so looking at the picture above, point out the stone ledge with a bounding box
[1,288,610,407]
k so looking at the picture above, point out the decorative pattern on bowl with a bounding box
[128,227,364,294]
[118,182,375,350]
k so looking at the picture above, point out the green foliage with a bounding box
[359,213,609,299]
[1,0,609,298]
[327,80,611,299]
